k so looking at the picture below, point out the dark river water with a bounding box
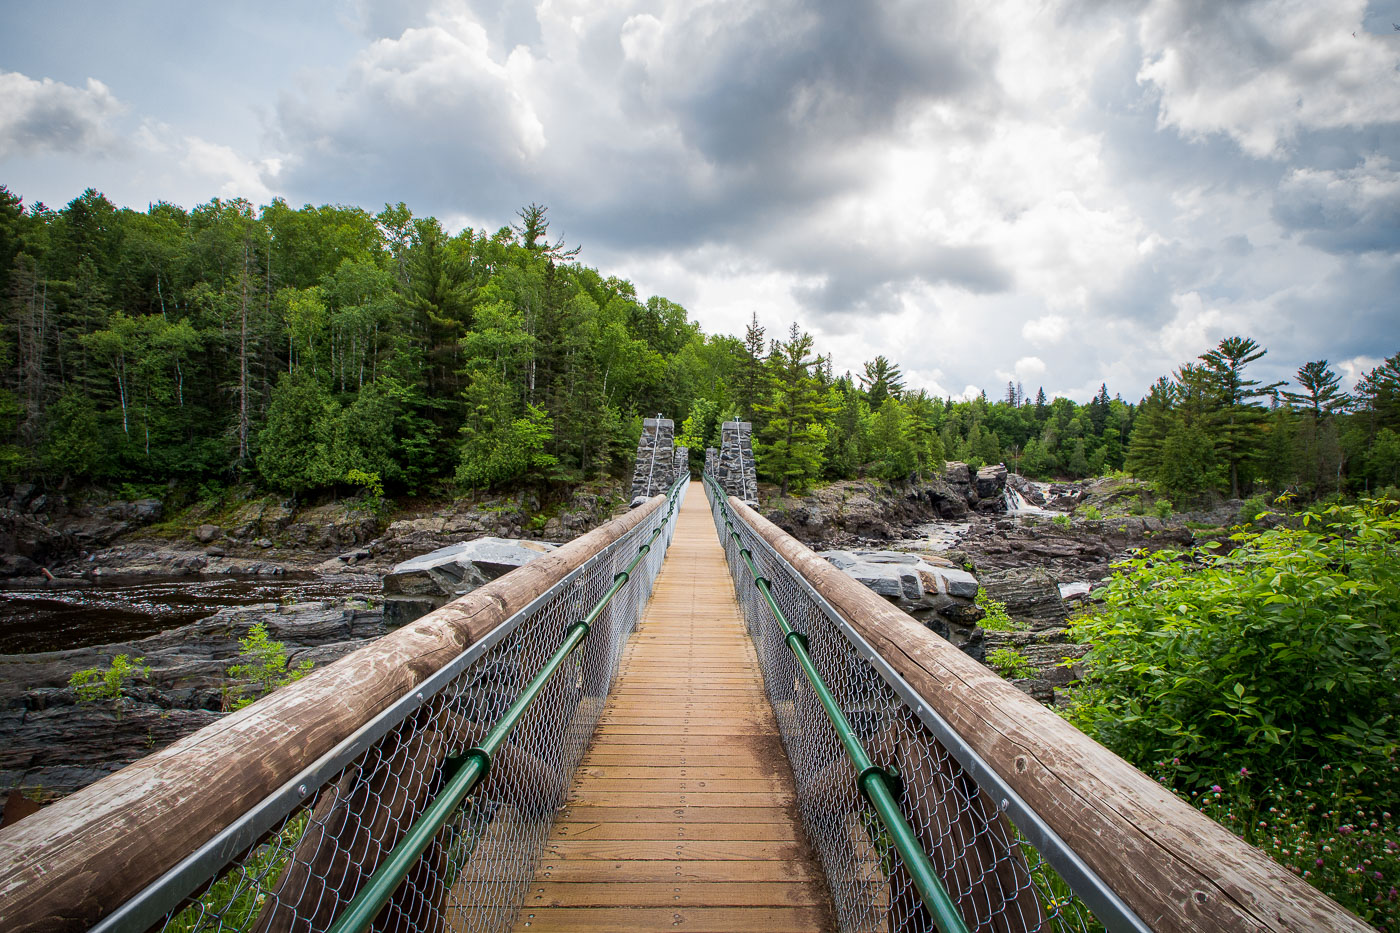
[0,574,383,655]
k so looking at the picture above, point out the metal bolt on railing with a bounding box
[703,474,971,933]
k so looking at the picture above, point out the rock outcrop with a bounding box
[0,599,385,796]
[821,549,986,660]
[381,537,555,628]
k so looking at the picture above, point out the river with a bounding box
[0,573,382,654]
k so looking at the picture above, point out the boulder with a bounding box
[194,524,221,543]
[382,537,556,628]
[820,548,984,659]
[974,464,1008,500]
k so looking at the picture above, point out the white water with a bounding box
[1003,485,1051,515]
[901,521,970,552]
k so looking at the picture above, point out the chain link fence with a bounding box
[96,480,686,933]
[704,481,1138,933]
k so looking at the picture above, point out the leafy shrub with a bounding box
[1067,499,1400,796]
[225,623,314,711]
[346,468,387,516]
[987,647,1038,679]
[69,654,148,718]
[1079,504,1103,521]
[1153,498,1174,519]
[1238,496,1271,524]
[975,587,1023,632]
[1159,763,1399,927]
[1052,514,1072,529]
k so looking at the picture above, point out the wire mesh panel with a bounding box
[704,482,1117,933]
[119,481,687,933]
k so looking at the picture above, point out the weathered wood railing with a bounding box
[0,483,684,933]
[716,490,1369,932]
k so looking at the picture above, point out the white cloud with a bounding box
[1022,314,1069,344]
[1137,0,1400,158]
[182,137,278,202]
[0,72,125,158]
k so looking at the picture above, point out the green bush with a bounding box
[69,654,148,717]
[1153,498,1174,519]
[1052,513,1072,529]
[1079,504,1103,521]
[987,647,1038,679]
[225,623,314,711]
[1067,499,1400,795]
[1238,495,1271,524]
[975,587,1023,632]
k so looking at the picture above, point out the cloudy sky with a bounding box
[3,0,1399,402]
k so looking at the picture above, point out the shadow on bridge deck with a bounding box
[509,481,836,932]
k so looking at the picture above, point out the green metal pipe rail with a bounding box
[704,473,972,933]
[327,482,683,933]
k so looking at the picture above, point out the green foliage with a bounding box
[1153,498,1174,519]
[164,812,310,933]
[456,402,558,490]
[225,623,314,711]
[3,184,1395,512]
[987,647,1038,679]
[1067,499,1400,797]
[975,587,1023,632]
[1079,504,1103,521]
[346,468,387,515]
[69,654,148,716]
[1165,764,1399,926]
[1237,496,1272,524]
[1052,513,1072,528]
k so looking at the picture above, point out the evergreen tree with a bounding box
[755,325,833,496]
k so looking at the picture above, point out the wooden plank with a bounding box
[526,860,824,883]
[544,840,808,861]
[732,494,1371,933]
[557,806,796,824]
[523,881,824,907]
[551,821,802,841]
[510,906,831,932]
[512,483,833,931]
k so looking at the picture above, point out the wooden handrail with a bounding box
[729,496,1368,933]
[0,494,667,933]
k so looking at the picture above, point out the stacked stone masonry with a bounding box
[704,447,718,477]
[630,417,676,501]
[716,421,758,502]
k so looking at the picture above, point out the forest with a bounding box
[2,185,1397,506]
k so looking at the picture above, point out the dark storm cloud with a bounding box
[649,0,984,168]
[273,0,997,258]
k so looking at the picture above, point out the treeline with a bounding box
[1,186,1395,505]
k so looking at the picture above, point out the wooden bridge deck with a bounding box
[512,481,835,932]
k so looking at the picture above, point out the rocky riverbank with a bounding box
[0,481,626,583]
[765,467,1251,706]
[0,599,386,797]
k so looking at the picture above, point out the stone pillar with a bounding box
[704,447,718,477]
[716,421,758,503]
[673,446,689,483]
[630,416,675,503]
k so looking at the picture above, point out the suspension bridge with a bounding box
[0,466,1370,931]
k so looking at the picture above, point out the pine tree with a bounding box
[755,325,833,496]
[1198,337,1282,498]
